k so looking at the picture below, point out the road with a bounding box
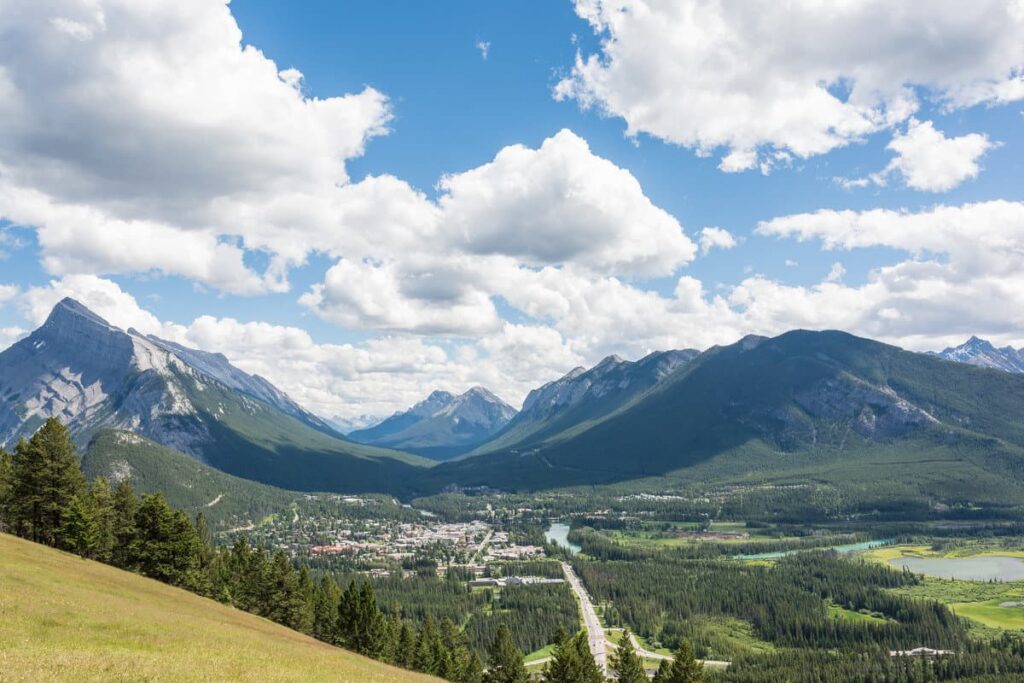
[561,561,607,674]
[607,629,731,670]
[473,530,493,561]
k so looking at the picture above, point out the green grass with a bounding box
[0,533,439,682]
[951,599,1024,630]
[523,643,556,664]
[827,603,890,624]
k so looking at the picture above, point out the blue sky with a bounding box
[1,1,1023,420]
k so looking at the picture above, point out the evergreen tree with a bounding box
[544,628,581,683]
[59,490,100,557]
[313,575,341,643]
[130,493,201,588]
[0,448,13,531]
[8,419,84,545]
[652,659,672,683]
[459,649,485,683]
[414,615,440,674]
[658,641,704,683]
[90,477,115,563]
[611,629,647,683]
[570,631,604,683]
[110,479,138,569]
[397,619,417,669]
[484,623,528,683]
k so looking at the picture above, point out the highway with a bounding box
[561,561,607,674]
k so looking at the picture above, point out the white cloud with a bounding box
[873,119,995,192]
[16,274,167,334]
[0,0,390,292]
[699,227,738,255]
[436,130,695,276]
[476,40,490,60]
[825,262,846,283]
[556,0,1024,171]
[301,130,697,334]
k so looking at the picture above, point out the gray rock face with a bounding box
[145,335,336,435]
[0,298,210,451]
[792,375,939,440]
[931,337,1024,374]
[348,386,516,460]
[473,348,699,455]
[517,349,697,425]
[0,298,328,457]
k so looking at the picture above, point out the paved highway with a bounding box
[561,561,607,674]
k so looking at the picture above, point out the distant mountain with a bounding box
[0,298,430,492]
[349,387,516,460]
[423,330,1024,501]
[930,336,1024,374]
[472,349,698,455]
[326,414,383,435]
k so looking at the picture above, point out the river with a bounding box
[544,523,581,554]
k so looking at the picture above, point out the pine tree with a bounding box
[459,649,485,683]
[484,623,528,683]
[9,419,84,546]
[653,659,672,683]
[659,641,704,683]
[59,490,100,557]
[397,620,417,669]
[110,479,138,569]
[571,632,604,683]
[414,615,439,674]
[130,493,201,588]
[0,448,13,531]
[90,477,115,563]
[611,629,647,683]
[543,628,581,683]
[313,575,341,643]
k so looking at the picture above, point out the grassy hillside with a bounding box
[424,331,1024,508]
[82,430,298,528]
[0,532,440,683]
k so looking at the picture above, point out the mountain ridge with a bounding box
[0,298,430,493]
[931,336,1024,374]
[349,386,516,460]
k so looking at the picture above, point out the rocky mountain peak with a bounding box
[932,336,1024,374]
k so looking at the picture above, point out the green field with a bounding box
[0,533,439,682]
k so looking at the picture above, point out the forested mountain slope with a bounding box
[424,331,1024,501]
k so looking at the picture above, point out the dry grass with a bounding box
[0,533,440,682]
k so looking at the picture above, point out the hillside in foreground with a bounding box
[0,533,440,683]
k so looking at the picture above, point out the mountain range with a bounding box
[423,330,1024,503]
[0,298,430,493]
[348,387,516,460]
[931,336,1024,374]
[5,299,1024,508]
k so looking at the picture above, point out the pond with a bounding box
[889,555,1024,582]
[544,523,581,554]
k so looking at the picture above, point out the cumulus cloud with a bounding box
[870,119,994,192]
[301,130,697,334]
[556,0,1024,171]
[755,200,1024,345]
[699,227,738,255]
[0,0,391,292]
[437,130,695,275]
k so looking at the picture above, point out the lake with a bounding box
[544,523,581,554]
[889,555,1024,581]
